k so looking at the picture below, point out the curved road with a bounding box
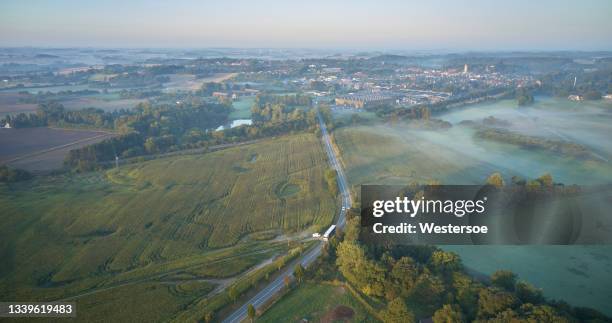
[222,109,352,323]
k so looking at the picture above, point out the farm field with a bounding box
[163,73,237,92]
[60,96,145,112]
[0,92,39,117]
[259,283,377,322]
[331,97,612,315]
[0,127,115,171]
[0,133,336,314]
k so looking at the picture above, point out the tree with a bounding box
[324,168,338,196]
[429,250,462,275]
[410,271,445,313]
[516,87,534,106]
[433,304,465,323]
[526,179,542,192]
[283,275,291,289]
[390,257,418,297]
[380,298,415,323]
[228,285,238,303]
[144,137,158,154]
[203,312,214,323]
[452,272,480,321]
[515,281,544,304]
[477,287,519,319]
[336,241,386,297]
[247,304,256,322]
[537,173,554,188]
[294,264,305,283]
[343,215,361,242]
[491,270,517,291]
[486,172,505,188]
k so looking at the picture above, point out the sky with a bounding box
[1,0,611,50]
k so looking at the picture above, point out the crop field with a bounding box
[259,283,376,322]
[0,133,335,316]
[0,92,38,117]
[0,127,115,172]
[60,97,145,112]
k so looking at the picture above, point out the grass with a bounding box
[229,96,255,119]
[258,282,378,322]
[0,133,336,317]
[333,124,478,190]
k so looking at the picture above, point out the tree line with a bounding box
[302,175,609,323]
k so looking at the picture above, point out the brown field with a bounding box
[0,127,115,171]
[0,92,38,117]
[163,73,238,92]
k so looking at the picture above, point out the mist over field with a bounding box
[333,95,612,315]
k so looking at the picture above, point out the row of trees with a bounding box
[326,211,608,322]
[1,102,121,129]
[0,165,32,183]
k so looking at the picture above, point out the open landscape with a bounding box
[1,1,612,321]
[0,133,335,320]
[331,96,612,315]
[0,127,115,172]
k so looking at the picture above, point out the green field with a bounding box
[229,96,255,119]
[259,283,377,322]
[0,133,336,319]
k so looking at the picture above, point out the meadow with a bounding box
[0,133,336,319]
[229,96,255,119]
[258,282,377,322]
[332,97,612,315]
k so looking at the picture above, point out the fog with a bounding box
[337,96,612,314]
[382,97,612,185]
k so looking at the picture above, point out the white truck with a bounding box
[322,225,336,241]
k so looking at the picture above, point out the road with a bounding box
[222,109,352,323]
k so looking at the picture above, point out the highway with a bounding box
[222,108,352,323]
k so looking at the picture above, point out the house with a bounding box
[312,232,321,238]
[3,122,11,129]
[568,95,583,101]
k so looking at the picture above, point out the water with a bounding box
[215,119,252,131]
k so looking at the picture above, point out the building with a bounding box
[603,94,612,100]
[312,232,321,238]
[323,225,336,241]
[335,93,395,108]
[463,64,469,74]
[568,94,583,101]
[212,92,229,98]
[3,122,11,129]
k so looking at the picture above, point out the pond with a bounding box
[215,119,253,131]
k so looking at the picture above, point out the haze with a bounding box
[1,0,612,50]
